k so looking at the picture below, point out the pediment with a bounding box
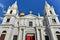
[24,14,37,18]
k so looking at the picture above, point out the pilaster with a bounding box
[18,28,23,40]
[41,29,45,40]
[36,29,41,40]
[23,29,26,40]
[49,27,58,40]
[5,28,13,40]
[0,28,2,36]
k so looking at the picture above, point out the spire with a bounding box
[11,1,18,9]
[45,1,50,8]
[38,12,40,17]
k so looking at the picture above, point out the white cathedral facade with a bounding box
[0,1,60,40]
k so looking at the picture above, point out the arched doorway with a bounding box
[0,31,7,40]
[26,33,35,40]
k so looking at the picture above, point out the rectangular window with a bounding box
[13,35,18,40]
[6,19,10,22]
[29,21,33,26]
[17,22,19,26]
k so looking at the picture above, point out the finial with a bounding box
[30,11,32,14]
[38,12,40,17]
[51,6,54,8]
[45,1,48,5]
[45,1,50,7]
[15,1,17,4]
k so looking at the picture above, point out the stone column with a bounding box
[36,29,41,40]
[0,28,2,36]
[23,30,26,40]
[49,27,58,40]
[41,29,45,40]
[17,28,23,40]
[5,28,12,40]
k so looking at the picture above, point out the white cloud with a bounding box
[0,3,4,22]
[0,17,3,23]
[3,10,6,13]
[0,3,6,14]
[0,17,3,20]
[0,3,4,9]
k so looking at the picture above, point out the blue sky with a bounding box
[0,0,60,23]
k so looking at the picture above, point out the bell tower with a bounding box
[44,1,60,40]
[2,1,18,26]
[44,1,60,25]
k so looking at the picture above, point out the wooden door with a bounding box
[26,33,35,40]
[0,34,6,40]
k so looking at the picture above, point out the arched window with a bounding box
[52,19,56,23]
[56,31,60,40]
[56,31,59,33]
[56,31,60,34]
[50,10,52,14]
[2,31,7,33]
[10,10,13,14]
